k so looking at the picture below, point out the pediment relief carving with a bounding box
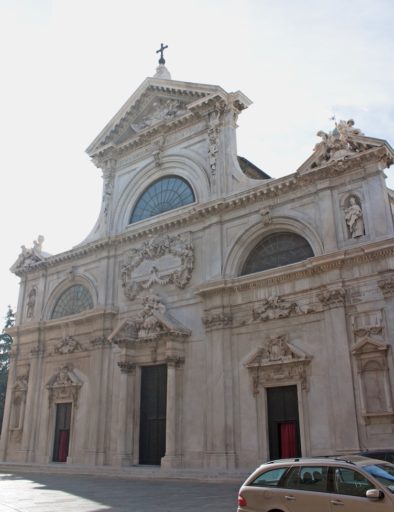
[109,294,190,345]
[252,296,315,322]
[246,335,311,367]
[121,233,194,300]
[10,235,51,275]
[297,119,394,174]
[46,364,82,406]
[245,335,311,394]
[351,337,389,356]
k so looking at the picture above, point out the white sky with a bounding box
[1,0,394,323]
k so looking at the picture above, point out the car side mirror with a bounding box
[366,489,384,500]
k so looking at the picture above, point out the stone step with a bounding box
[0,461,249,483]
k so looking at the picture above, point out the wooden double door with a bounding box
[52,402,72,462]
[267,385,301,460]
[139,365,167,465]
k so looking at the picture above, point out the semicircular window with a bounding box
[129,175,195,223]
[241,232,314,276]
[51,285,94,319]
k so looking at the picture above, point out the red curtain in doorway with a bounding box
[280,421,297,458]
[58,430,69,462]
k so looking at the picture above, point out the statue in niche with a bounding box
[345,196,365,238]
[26,287,36,319]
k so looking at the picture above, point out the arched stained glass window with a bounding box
[51,285,93,319]
[241,232,314,276]
[129,175,195,223]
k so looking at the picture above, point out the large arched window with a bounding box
[129,175,195,223]
[241,232,314,276]
[51,285,94,319]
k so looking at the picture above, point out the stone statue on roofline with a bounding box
[10,235,51,274]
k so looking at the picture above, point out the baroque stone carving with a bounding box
[46,364,82,406]
[260,207,272,226]
[202,312,232,329]
[246,335,311,394]
[312,119,367,168]
[10,235,50,275]
[317,287,346,308]
[26,287,37,319]
[130,99,188,132]
[344,196,365,238]
[54,336,84,355]
[117,361,136,374]
[208,110,220,175]
[252,296,313,322]
[378,276,394,297]
[121,233,194,300]
[110,294,190,345]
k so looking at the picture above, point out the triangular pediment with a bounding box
[109,295,191,344]
[296,123,394,175]
[86,77,251,158]
[352,337,389,355]
[245,335,311,368]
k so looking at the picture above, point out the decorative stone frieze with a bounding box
[30,346,45,358]
[202,312,232,329]
[121,233,194,300]
[90,336,111,348]
[117,361,136,374]
[54,336,84,355]
[252,296,314,322]
[166,355,185,368]
[317,287,346,308]
[46,365,82,407]
[245,335,311,394]
[378,276,394,297]
[353,326,383,338]
[208,110,220,175]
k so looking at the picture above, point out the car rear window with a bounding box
[250,467,289,487]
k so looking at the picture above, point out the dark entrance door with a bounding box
[139,364,167,465]
[53,402,72,462]
[267,385,301,459]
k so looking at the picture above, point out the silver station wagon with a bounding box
[237,455,394,511]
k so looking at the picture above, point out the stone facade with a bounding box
[1,66,394,470]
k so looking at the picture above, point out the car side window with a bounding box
[284,466,328,492]
[333,467,374,497]
[250,467,289,487]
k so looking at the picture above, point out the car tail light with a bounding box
[238,494,247,507]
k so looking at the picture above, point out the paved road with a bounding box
[0,471,242,512]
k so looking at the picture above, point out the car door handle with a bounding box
[285,495,296,501]
[330,499,344,506]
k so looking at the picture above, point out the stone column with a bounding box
[20,345,44,462]
[161,356,183,468]
[204,311,236,469]
[115,361,136,466]
[318,287,359,452]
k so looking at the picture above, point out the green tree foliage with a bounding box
[0,306,15,430]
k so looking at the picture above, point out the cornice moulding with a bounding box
[15,146,393,276]
[196,239,394,296]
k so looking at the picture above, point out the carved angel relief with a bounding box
[252,296,314,322]
[245,335,311,394]
[54,336,84,355]
[121,233,194,300]
[130,99,188,133]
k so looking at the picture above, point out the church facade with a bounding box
[1,63,394,470]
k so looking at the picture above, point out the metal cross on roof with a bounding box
[156,43,168,65]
